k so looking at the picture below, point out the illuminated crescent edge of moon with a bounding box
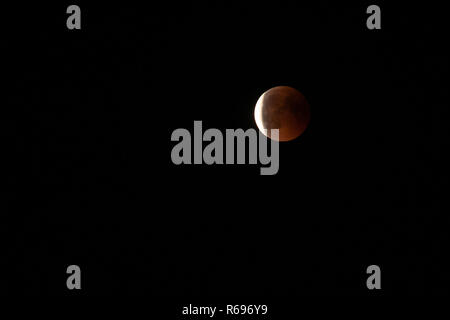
[254,92,270,138]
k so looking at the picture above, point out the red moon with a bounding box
[254,86,311,141]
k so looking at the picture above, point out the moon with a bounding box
[254,86,311,141]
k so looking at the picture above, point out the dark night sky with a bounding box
[2,1,449,296]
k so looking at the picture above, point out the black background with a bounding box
[2,1,449,296]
